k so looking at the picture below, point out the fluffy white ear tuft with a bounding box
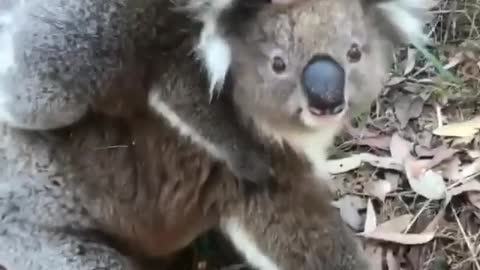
[179,0,235,99]
[195,19,232,100]
[374,0,437,45]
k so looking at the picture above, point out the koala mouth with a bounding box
[308,102,345,117]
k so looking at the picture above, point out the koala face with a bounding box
[229,0,391,133]
[216,0,433,152]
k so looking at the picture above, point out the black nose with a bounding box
[302,55,345,115]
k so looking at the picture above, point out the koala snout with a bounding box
[301,55,345,115]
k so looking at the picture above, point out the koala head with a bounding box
[207,0,434,159]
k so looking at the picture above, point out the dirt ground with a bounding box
[167,0,480,269]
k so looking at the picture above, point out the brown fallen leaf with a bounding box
[394,94,424,128]
[466,150,480,159]
[360,153,404,172]
[389,133,413,164]
[442,156,462,181]
[359,230,435,245]
[326,155,362,174]
[426,145,457,168]
[374,214,414,233]
[458,158,480,180]
[448,180,480,197]
[327,153,404,174]
[433,115,480,137]
[451,135,476,146]
[355,135,391,151]
[385,76,407,86]
[404,158,447,200]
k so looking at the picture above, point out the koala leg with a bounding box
[0,227,139,270]
[0,176,138,270]
[0,1,93,130]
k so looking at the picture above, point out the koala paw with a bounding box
[230,152,274,184]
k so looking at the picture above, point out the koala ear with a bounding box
[195,19,232,100]
[363,0,437,46]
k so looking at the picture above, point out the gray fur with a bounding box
[0,0,273,183]
[0,0,436,269]
[0,1,379,268]
[0,0,191,130]
[0,117,370,270]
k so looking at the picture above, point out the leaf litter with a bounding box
[323,3,480,267]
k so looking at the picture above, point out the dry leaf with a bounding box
[405,158,447,200]
[448,180,480,196]
[390,133,413,163]
[326,155,362,174]
[327,153,404,174]
[444,51,465,69]
[394,94,425,128]
[360,230,435,245]
[364,180,394,201]
[355,135,391,151]
[458,158,480,180]
[451,136,476,146]
[360,153,404,172]
[467,191,480,209]
[433,116,480,137]
[364,199,377,234]
[427,146,457,168]
[332,195,366,230]
[467,150,480,159]
[360,214,435,248]
[386,76,406,86]
[375,214,414,233]
[442,156,462,181]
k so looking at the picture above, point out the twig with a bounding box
[450,204,480,270]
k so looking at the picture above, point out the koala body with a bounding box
[0,116,370,270]
[208,0,435,184]
[0,0,281,183]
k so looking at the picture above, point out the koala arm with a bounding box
[0,0,190,130]
[218,146,371,270]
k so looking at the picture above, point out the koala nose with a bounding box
[302,55,345,115]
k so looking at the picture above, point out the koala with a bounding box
[204,0,436,184]
[0,0,435,269]
[0,0,306,184]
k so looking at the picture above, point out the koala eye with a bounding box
[346,43,362,63]
[272,56,287,73]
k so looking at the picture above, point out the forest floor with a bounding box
[169,0,480,269]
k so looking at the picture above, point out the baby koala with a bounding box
[204,0,436,183]
[0,0,294,130]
